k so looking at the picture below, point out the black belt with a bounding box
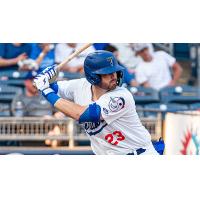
[127,148,146,155]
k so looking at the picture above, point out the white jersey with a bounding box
[57,78,153,155]
[135,51,176,90]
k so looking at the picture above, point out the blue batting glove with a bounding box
[41,64,58,82]
[33,74,60,105]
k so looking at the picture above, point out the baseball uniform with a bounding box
[57,78,158,155]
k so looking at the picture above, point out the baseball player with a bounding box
[33,50,159,155]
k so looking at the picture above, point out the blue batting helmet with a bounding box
[84,50,124,86]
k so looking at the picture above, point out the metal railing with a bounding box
[0,117,74,147]
[0,114,162,148]
[73,114,162,142]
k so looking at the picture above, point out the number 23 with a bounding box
[105,131,125,146]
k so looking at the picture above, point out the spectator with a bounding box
[111,43,154,73]
[134,43,183,90]
[30,43,55,70]
[55,43,95,73]
[11,71,53,116]
[11,70,66,147]
[44,111,66,147]
[0,43,32,71]
[104,44,138,87]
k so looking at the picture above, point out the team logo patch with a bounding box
[84,120,107,136]
[108,97,125,112]
[107,57,114,66]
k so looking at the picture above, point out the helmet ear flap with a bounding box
[85,70,101,85]
[116,71,123,86]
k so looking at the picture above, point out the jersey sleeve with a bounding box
[135,64,148,84]
[95,89,134,125]
[57,79,80,101]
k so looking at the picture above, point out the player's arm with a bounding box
[54,98,86,120]
[0,53,27,67]
[33,72,101,123]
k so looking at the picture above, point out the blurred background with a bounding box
[0,43,200,155]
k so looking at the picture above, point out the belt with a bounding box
[127,148,146,155]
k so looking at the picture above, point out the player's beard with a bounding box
[99,79,117,91]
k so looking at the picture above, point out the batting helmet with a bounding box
[84,50,124,86]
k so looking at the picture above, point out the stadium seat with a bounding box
[0,70,28,79]
[129,86,160,105]
[0,85,23,103]
[0,103,11,116]
[189,102,200,111]
[135,105,144,118]
[144,103,189,118]
[159,85,200,104]
[0,80,25,88]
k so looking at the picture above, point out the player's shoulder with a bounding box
[97,87,134,112]
[104,86,133,100]
[57,78,90,90]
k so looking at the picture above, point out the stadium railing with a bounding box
[0,113,163,148]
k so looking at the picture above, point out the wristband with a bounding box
[42,88,60,106]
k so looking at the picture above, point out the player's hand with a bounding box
[16,53,27,63]
[41,64,58,82]
[33,74,50,92]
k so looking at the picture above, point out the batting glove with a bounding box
[33,74,60,106]
[33,74,50,92]
[41,64,58,82]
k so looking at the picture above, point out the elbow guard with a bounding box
[79,103,101,123]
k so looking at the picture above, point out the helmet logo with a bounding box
[107,57,114,66]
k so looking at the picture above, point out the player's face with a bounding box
[137,48,152,61]
[25,79,38,96]
[100,72,118,90]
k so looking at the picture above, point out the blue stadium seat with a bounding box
[0,103,11,116]
[0,85,23,103]
[144,103,189,118]
[159,85,200,104]
[0,70,28,79]
[0,80,25,88]
[135,105,144,118]
[129,86,160,105]
[189,103,200,111]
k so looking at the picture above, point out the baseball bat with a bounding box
[55,43,93,71]
[33,43,93,84]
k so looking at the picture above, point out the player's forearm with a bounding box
[0,58,18,67]
[54,98,86,120]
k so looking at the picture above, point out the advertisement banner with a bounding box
[164,112,200,155]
